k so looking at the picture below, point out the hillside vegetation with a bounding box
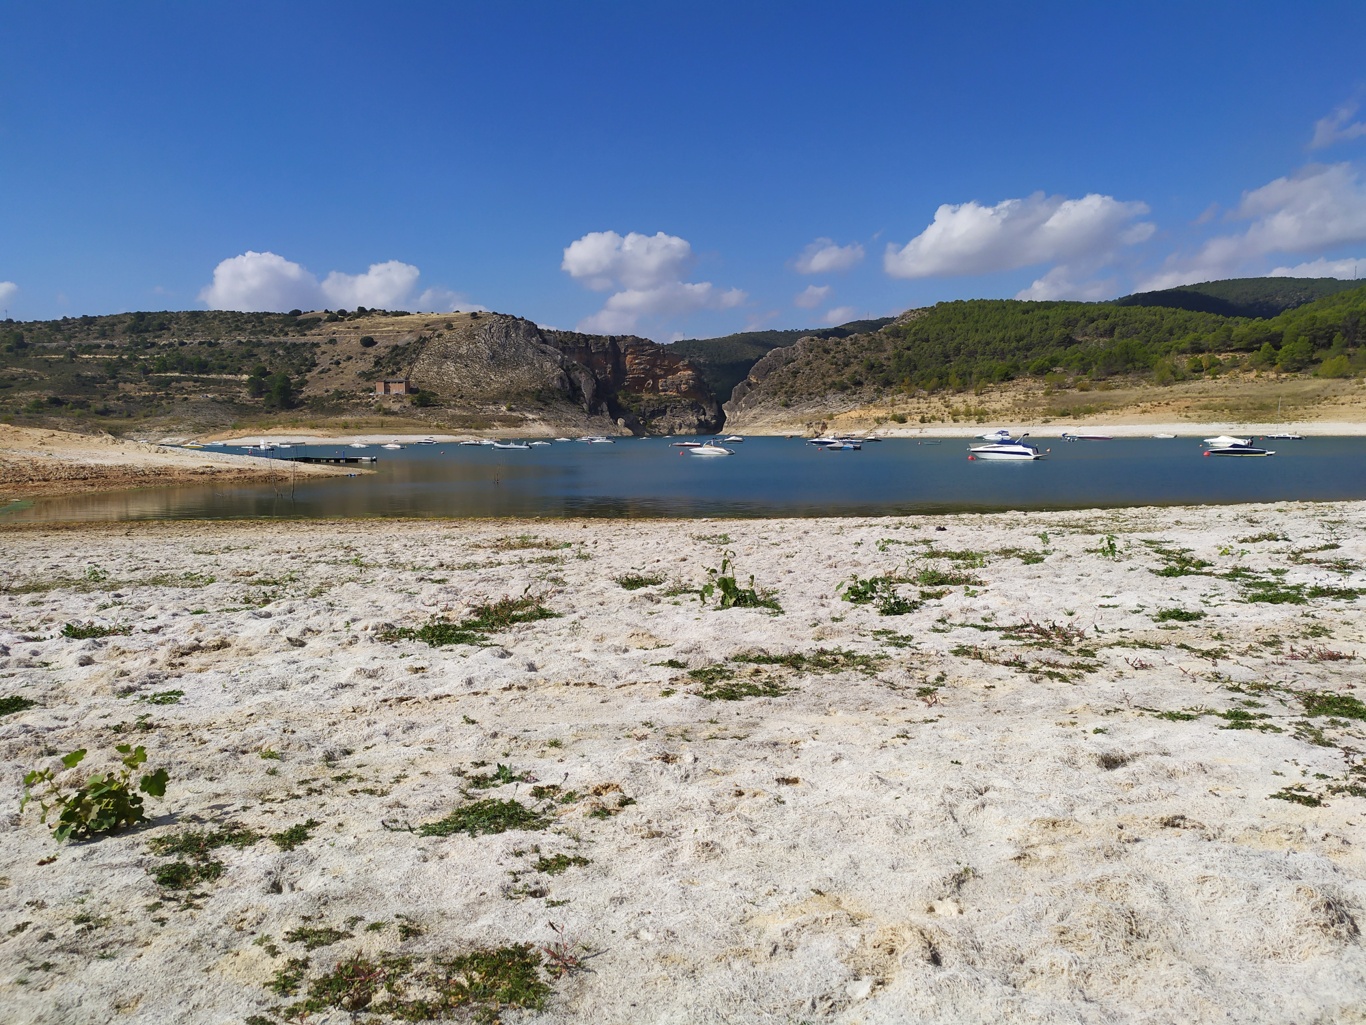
[0,307,720,436]
[725,280,1366,426]
[671,318,892,400]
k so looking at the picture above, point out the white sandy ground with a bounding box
[0,428,361,500]
[1,508,1364,1024]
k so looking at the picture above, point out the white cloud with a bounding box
[561,230,694,291]
[1269,257,1363,279]
[884,192,1153,279]
[563,230,747,335]
[0,281,17,307]
[578,281,745,335]
[822,305,858,325]
[793,238,864,274]
[416,287,488,313]
[1015,266,1119,301]
[1311,102,1366,150]
[794,284,831,309]
[321,260,420,309]
[1139,163,1366,290]
[199,251,324,311]
[200,251,476,313]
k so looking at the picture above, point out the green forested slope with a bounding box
[1115,276,1360,319]
[737,282,1366,407]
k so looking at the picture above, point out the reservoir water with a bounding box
[4,435,1365,522]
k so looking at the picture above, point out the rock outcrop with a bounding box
[405,314,721,434]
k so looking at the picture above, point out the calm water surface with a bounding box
[4,436,1365,522]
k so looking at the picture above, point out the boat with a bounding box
[684,443,733,457]
[819,440,862,451]
[1203,435,1250,447]
[458,440,482,446]
[968,434,1045,460]
[1061,431,1113,441]
[382,443,402,450]
[528,440,551,447]
[1264,432,1302,440]
[491,441,530,450]
[553,437,572,443]
[671,441,702,448]
[349,442,370,449]
[416,437,437,445]
[722,435,744,443]
[1205,441,1274,457]
[1152,433,1176,439]
[979,428,1015,442]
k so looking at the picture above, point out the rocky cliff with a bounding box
[403,314,721,434]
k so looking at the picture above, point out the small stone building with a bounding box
[375,379,411,395]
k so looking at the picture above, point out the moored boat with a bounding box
[969,434,1045,460]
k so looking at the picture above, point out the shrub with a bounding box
[359,336,377,348]
[21,745,169,842]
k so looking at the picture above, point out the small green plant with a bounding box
[1095,534,1121,559]
[1154,608,1205,623]
[60,621,128,639]
[913,566,982,588]
[838,574,919,615]
[285,925,353,950]
[535,852,590,875]
[384,593,559,647]
[466,763,526,789]
[0,696,37,717]
[139,690,184,705]
[418,798,550,837]
[1300,691,1366,720]
[21,745,169,842]
[258,748,282,760]
[271,819,320,851]
[699,550,781,612]
[615,572,665,590]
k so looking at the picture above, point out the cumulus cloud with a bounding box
[563,230,747,336]
[200,251,477,313]
[1311,102,1366,150]
[561,231,694,291]
[199,252,323,311]
[793,238,864,274]
[1269,257,1363,278]
[320,260,420,309]
[822,305,858,325]
[0,281,17,307]
[1139,163,1366,290]
[794,284,831,309]
[416,287,488,313]
[1015,266,1120,301]
[884,192,1153,279]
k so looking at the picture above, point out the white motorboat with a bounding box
[1062,431,1112,441]
[1264,432,1302,440]
[1203,435,1250,447]
[349,442,370,449]
[820,440,861,450]
[969,434,1045,460]
[553,437,572,443]
[1205,441,1274,457]
[685,443,733,457]
[416,437,437,445]
[979,428,1015,442]
[671,441,702,448]
[492,441,530,450]
[1152,433,1176,439]
[382,442,402,450]
[528,440,551,447]
[722,435,744,443]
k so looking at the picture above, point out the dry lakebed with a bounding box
[1,506,1364,1024]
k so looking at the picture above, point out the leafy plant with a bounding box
[616,572,665,590]
[839,574,919,615]
[60,621,128,639]
[1154,608,1205,622]
[699,550,781,612]
[418,798,550,837]
[384,593,559,647]
[271,819,320,851]
[0,695,37,717]
[21,745,169,842]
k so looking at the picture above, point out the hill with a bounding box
[0,308,722,437]
[724,279,1366,430]
[670,318,893,401]
[1114,276,1360,319]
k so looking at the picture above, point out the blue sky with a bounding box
[4,1,1366,340]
